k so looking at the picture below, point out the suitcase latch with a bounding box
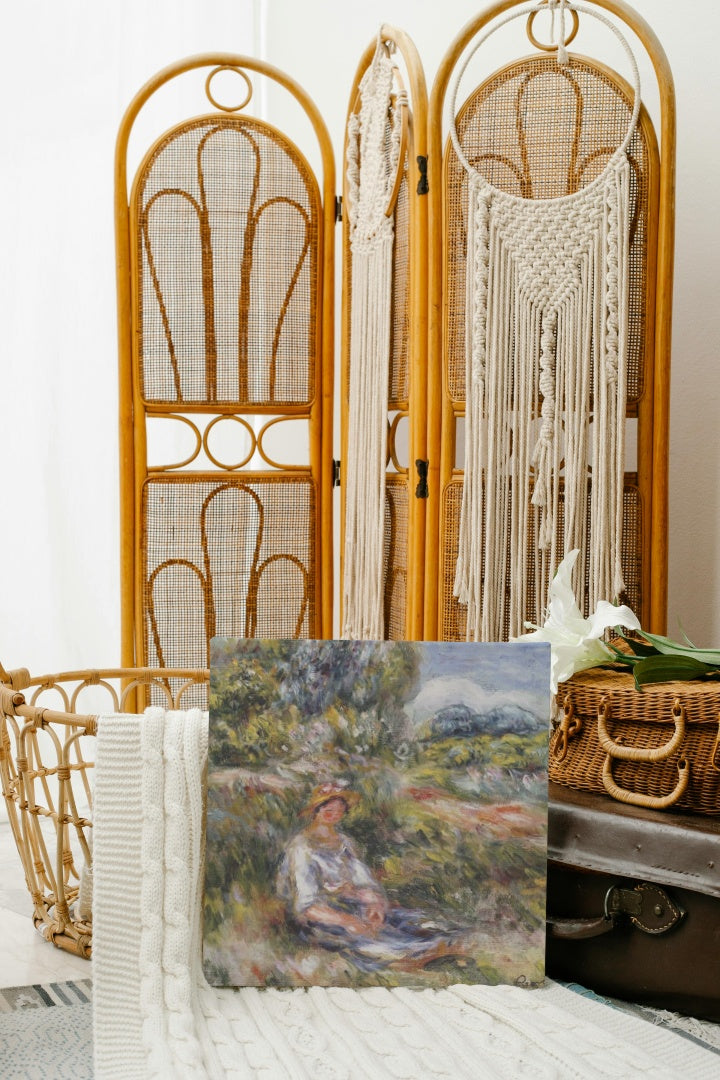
[605,882,685,935]
[548,882,685,940]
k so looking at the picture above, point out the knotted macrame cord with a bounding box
[450,2,641,640]
[342,37,406,639]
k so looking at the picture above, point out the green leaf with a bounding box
[603,642,639,667]
[617,635,659,658]
[676,620,696,649]
[632,654,719,690]
[637,631,720,666]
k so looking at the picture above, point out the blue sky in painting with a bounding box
[405,641,551,728]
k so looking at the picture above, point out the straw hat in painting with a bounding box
[302,782,360,816]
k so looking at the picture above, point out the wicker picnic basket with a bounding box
[0,661,208,958]
[552,667,720,815]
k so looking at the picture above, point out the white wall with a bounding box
[1,0,718,677]
[0,0,264,674]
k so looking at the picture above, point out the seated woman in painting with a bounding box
[276,782,459,972]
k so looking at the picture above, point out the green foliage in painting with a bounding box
[209,639,421,769]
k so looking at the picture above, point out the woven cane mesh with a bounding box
[383,476,409,640]
[440,478,642,642]
[143,475,315,704]
[445,56,650,405]
[135,116,319,406]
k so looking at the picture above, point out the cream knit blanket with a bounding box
[92,710,717,1079]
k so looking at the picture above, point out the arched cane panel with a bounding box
[117,58,334,705]
[438,52,659,641]
[142,475,315,672]
[136,116,319,407]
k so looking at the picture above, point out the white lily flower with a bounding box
[513,549,641,695]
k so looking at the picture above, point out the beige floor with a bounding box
[0,813,91,989]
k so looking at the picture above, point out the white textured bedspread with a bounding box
[92,709,716,1079]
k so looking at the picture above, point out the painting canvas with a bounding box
[204,639,550,989]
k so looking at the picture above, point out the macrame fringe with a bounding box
[342,236,394,638]
[342,41,402,639]
[453,158,633,642]
[448,1,641,643]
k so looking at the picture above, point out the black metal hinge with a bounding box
[416,156,429,195]
[332,459,341,487]
[335,195,343,222]
[415,459,429,498]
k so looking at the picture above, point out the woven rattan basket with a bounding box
[552,667,720,814]
[0,662,208,957]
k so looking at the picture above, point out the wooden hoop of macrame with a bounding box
[342,39,408,639]
[448,1,641,641]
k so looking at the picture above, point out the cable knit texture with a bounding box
[93,709,717,1078]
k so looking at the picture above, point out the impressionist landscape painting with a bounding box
[204,639,550,989]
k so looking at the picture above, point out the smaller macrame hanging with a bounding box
[450,0,641,641]
[342,37,406,639]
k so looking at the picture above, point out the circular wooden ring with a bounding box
[205,66,253,113]
[527,7,579,53]
[203,415,256,470]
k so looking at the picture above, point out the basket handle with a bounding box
[601,755,690,809]
[597,698,686,762]
[550,697,583,761]
[712,720,720,774]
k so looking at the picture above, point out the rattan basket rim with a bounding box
[1,665,210,730]
[560,666,720,723]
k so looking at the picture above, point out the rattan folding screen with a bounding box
[116,2,674,667]
[424,0,674,641]
[116,56,335,695]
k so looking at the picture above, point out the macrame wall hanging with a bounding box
[450,1,641,641]
[342,38,407,639]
